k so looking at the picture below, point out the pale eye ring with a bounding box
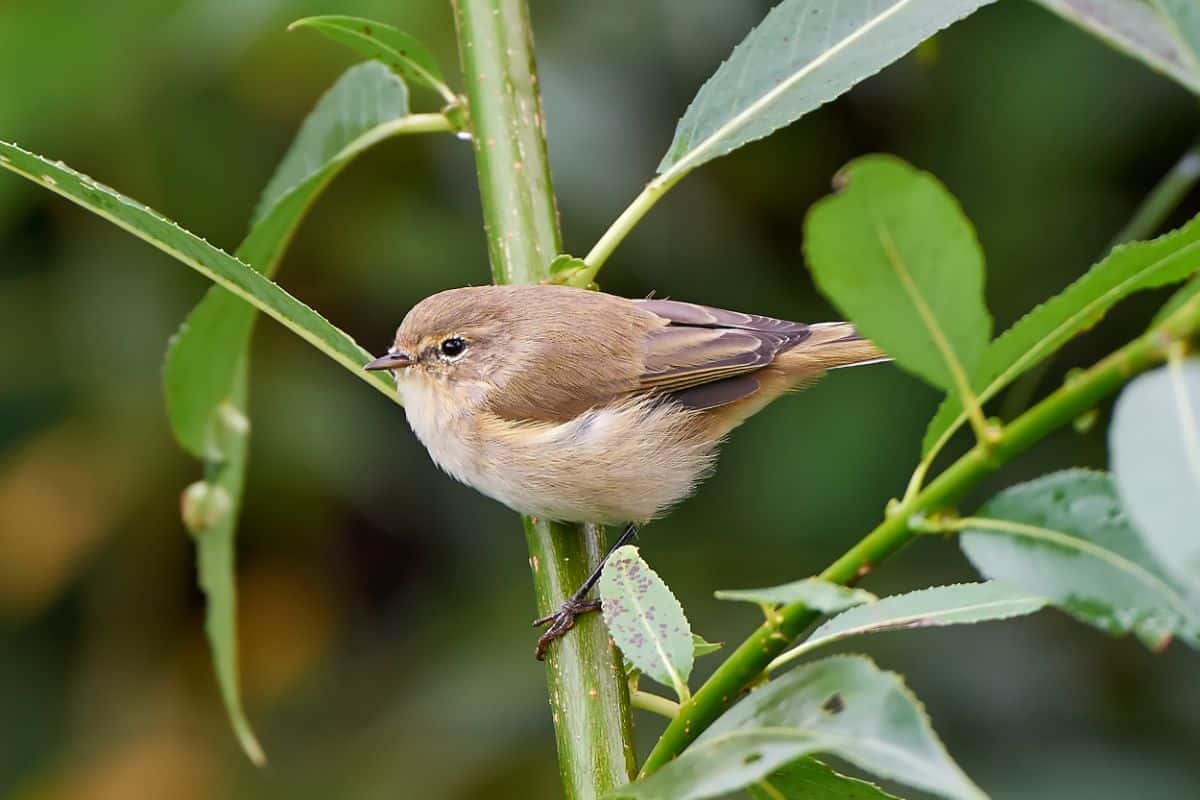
[439,336,467,359]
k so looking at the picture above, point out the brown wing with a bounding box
[634,299,811,410]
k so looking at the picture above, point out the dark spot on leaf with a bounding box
[822,693,845,714]
[743,752,763,765]
[363,25,373,35]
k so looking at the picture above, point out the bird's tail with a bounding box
[791,322,890,371]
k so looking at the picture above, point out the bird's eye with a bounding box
[439,337,466,358]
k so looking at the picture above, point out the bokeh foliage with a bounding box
[3,1,1200,798]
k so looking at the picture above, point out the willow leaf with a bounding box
[805,155,991,396]
[1034,0,1200,95]
[715,578,876,611]
[1111,360,1200,594]
[600,545,693,699]
[961,470,1200,650]
[769,582,1044,672]
[748,758,904,800]
[290,15,454,103]
[923,213,1200,455]
[657,0,995,179]
[0,140,395,402]
[165,62,414,459]
[609,656,984,800]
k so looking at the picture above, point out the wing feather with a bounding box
[633,299,810,407]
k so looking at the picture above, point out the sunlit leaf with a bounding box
[748,758,904,800]
[1033,0,1200,95]
[165,62,412,459]
[289,15,454,103]
[715,578,875,611]
[599,545,693,699]
[961,470,1200,650]
[0,140,395,403]
[609,656,984,800]
[1111,360,1200,594]
[923,212,1200,455]
[804,155,991,396]
[658,0,995,178]
[769,582,1044,672]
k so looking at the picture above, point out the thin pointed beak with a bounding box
[364,351,413,371]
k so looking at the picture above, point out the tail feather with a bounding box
[799,322,889,370]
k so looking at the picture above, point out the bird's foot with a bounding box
[532,597,602,660]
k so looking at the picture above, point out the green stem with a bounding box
[451,1,635,796]
[639,290,1200,777]
[574,170,685,286]
[631,690,681,719]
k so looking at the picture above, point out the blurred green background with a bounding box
[3,1,1200,798]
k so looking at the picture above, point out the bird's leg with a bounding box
[533,522,639,660]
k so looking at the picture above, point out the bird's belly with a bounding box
[402,380,717,524]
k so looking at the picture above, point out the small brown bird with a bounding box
[365,284,887,657]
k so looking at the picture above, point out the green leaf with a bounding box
[748,758,904,800]
[922,212,1200,455]
[0,140,396,405]
[961,470,1200,650]
[548,253,595,288]
[156,62,427,763]
[187,366,263,765]
[657,0,995,179]
[1111,360,1200,594]
[1033,0,1200,95]
[692,634,723,658]
[769,582,1044,672]
[289,15,454,104]
[599,545,693,699]
[624,635,720,685]
[715,578,876,612]
[804,155,991,397]
[165,62,413,459]
[608,656,984,800]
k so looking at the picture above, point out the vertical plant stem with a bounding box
[451,0,635,795]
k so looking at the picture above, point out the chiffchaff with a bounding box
[365,284,887,657]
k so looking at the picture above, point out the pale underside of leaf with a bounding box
[769,582,1045,671]
[613,656,984,800]
[715,577,876,611]
[961,470,1200,650]
[1034,0,1200,95]
[600,546,693,697]
[1111,360,1200,595]
[658,0,996,178]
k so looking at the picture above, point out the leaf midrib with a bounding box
[665,0,914,179]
